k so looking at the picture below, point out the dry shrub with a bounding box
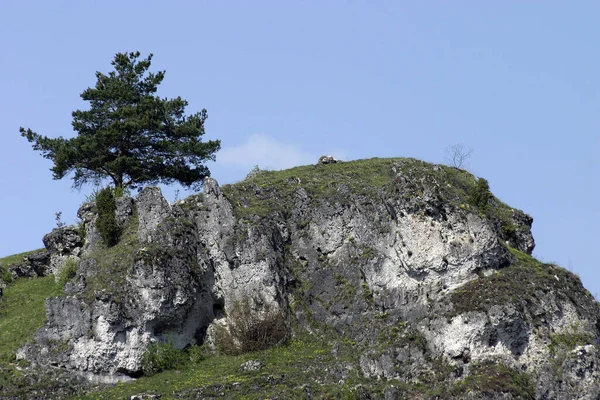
[216,297,289,355]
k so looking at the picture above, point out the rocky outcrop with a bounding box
[317,155,341,164]
[22,188,216,376]
[20,158,600,398]
[43,226,84,276]
[5,250,51,280]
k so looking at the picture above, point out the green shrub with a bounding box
[141,340,187,376]
[76,218,86,241]
[187,344,207,364]
[1,268,13,284]
[469,178,491,213]
[56,258,78,290]
[216,297,289,355]
[96,187,120,247]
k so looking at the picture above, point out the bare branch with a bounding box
[445,143,473,169]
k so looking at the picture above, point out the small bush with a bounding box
[1,268,13,284]
[141,341,187,376]
[216,297,289,355]
[56,258,78,290]
[85,186,130,203]
[469,178,491,213]
[96,187,120,247]
[187,344,207,364]
[76,218,86,241]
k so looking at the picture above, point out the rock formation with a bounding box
[19,158,600,398]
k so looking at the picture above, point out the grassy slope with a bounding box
[0,249,45,270]
[0,253,60,363]
[221,158,520,241]
[83,337,370,399]
[221,157,481,218]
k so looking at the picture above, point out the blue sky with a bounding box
[1,2,599,297]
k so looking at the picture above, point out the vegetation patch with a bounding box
[0,249,45,284]
[56,258,78,291]
[377,321,427,353]
[82,333,372,400]
[468,178,491,213]
[141,340,189,376]
[96,187,120,247]
[80,210,139,304]
[448,361,535,399]
[221,158,520,243]
[395,159,477,207]
[0,275,60,363]
[450,247,594,320]
[0,249,45,271]
[549,323,593,355]
[221,158,401,219]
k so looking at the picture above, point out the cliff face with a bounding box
[20,158,600,398]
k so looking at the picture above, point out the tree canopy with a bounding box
[21,51,221,190]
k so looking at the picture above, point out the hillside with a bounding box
[0,157,598,399]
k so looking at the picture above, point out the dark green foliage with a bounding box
[469,177,492,212]
[96,187,119,247]
[141,341,187,376]
[21,51,220,190]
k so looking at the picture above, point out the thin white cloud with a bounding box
[217,134,315,170]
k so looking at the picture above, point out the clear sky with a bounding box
[1,2,598,297]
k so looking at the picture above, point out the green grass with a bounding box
[221,157,402,219]
[0,275,60,363]
[83,330,533,399]
[82,334,370,399]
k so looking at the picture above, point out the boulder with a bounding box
[317,155,340,164]
[43,226,84,275]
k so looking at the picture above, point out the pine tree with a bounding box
[21,52,221,190]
